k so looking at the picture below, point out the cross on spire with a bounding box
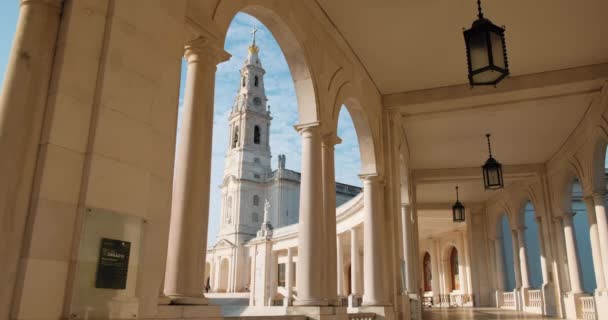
[250,25,259,46]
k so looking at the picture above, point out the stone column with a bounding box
[285,247,294,306]
[322,133,341,305]
[401,204,415,293]
[535,217,550,284]
[164,38,230,304]
[337,234,345,298]
[350,228,362,297]
[294,124,326,306]
[0,0,63,316]
[510,230,523,289]
[494,238,506,291]
[515,227,531,288]
[361,175,388,306]
[592,192,608,289]
[584,197,607,290]
[561,214,583,293]
[431,240,441,303]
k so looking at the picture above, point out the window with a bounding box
[253,195,259,206]
[254,174,260,179]
[232,126,239,148]
[254,126,261,144]
[252,212,259,223]
[254,157,260,164]
[278,263,286,287]
[254,75,259,87]
[242,76,246,87]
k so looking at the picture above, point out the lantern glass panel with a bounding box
[490,31,505,69]
[468,31,489,71]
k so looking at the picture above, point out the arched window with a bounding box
[254,126,261,144]
[253,195,259,206]
[254,75,259,87]
[232,126,239,148]
[450,247,460,291]
[252,212,259,223]
[242,76,246,87]
[423,252,432,292]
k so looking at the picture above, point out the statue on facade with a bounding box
[278,154,286,169]
[258,198,273,239]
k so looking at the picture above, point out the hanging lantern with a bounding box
[463,0,509,86]
[452,186,465,223]
[482,134,504,190]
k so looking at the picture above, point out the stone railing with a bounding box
[501,291,516,309]
[525,289,543,314]
[348,313,375,320]
[580,296,597,320]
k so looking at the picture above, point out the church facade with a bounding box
[205,38,361,294]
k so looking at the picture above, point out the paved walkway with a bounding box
[423,308,558,320]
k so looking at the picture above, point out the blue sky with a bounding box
[0,9,362,243]
[187,13,362,242]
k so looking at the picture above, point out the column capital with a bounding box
[321,132,342,147]
[359,173,383,184]
[294,121,321,136]
[184,37,231,65]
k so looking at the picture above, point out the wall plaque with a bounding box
[95,238,131,289]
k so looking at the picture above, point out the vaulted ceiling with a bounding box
[317,0,608,238]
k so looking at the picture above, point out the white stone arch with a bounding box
[441,244,461,292]
[213,1,321,124]
[328,84,380,176]
[590,126,608,193]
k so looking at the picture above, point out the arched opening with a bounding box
[219,259,230,293]
[449,247,460,292]
[423,252,432,292]
[254,75,259,87]
[522,201,543,289]
[335,106,363,199]
[232,126,239,148]
[254,125,261,144]
[499,214,516,291]
[253,195,260,206]
[571,178,596,293]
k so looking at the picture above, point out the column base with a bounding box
[287,306,347,320]
[348,294,362,308]
[168,294,209,305]
[158,294,172,305]
[541,282,556,316]
[361,296,391,307]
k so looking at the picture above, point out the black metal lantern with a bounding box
[452,186,465,223]
[482,134,504,190]
[463,0,509,86]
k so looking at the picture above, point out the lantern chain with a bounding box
[456,186,460,201]
[486,133,493,157]
[477,0,484,19]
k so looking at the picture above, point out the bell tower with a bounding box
[219,27,272,239]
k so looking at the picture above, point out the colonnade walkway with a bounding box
[422,308,557,320]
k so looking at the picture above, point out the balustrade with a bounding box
[580,296,597,320]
